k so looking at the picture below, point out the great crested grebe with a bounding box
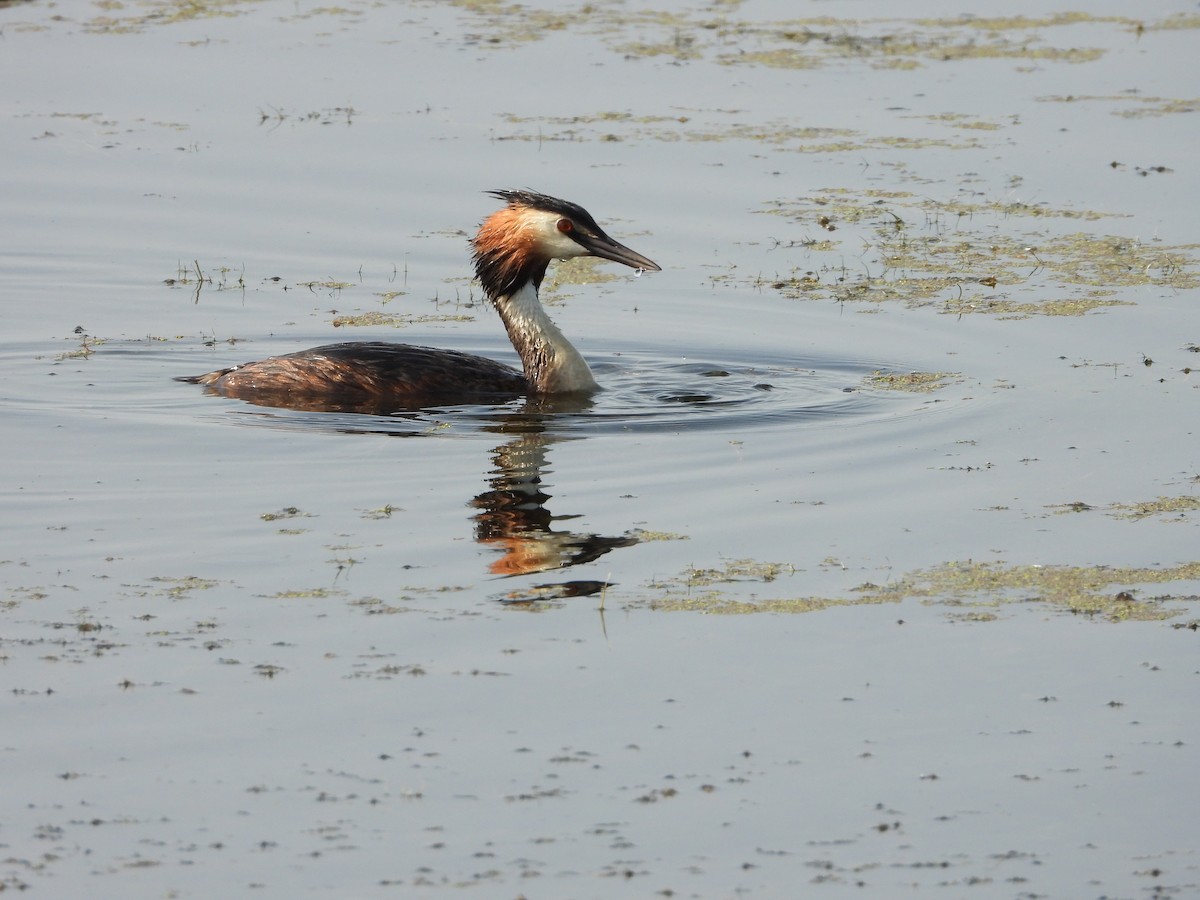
[176,190,660,405]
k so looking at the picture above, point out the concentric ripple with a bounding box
[191,348,938,438]
[12,341,952,438]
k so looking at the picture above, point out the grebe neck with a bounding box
[494,280,598,394]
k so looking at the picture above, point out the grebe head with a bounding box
[473,189,661,302]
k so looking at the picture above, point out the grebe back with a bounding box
[176,190,660,407]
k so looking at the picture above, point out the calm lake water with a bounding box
[2,1,1199,897]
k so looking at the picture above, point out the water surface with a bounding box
[2,1,1199,897]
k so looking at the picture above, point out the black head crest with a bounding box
[485,189,603,233]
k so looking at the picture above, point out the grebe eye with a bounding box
[556,218,574,234]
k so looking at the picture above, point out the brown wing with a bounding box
[177,342,528,411]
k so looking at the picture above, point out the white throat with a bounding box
[495,280,598,394]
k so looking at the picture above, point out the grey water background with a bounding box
[2,1,1198,897]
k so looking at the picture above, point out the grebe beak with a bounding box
[575,230,662,273]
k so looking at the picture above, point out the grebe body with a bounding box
[177,190,659,407]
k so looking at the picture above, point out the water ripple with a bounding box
[202,349,934,438]
[3,341,948,438]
